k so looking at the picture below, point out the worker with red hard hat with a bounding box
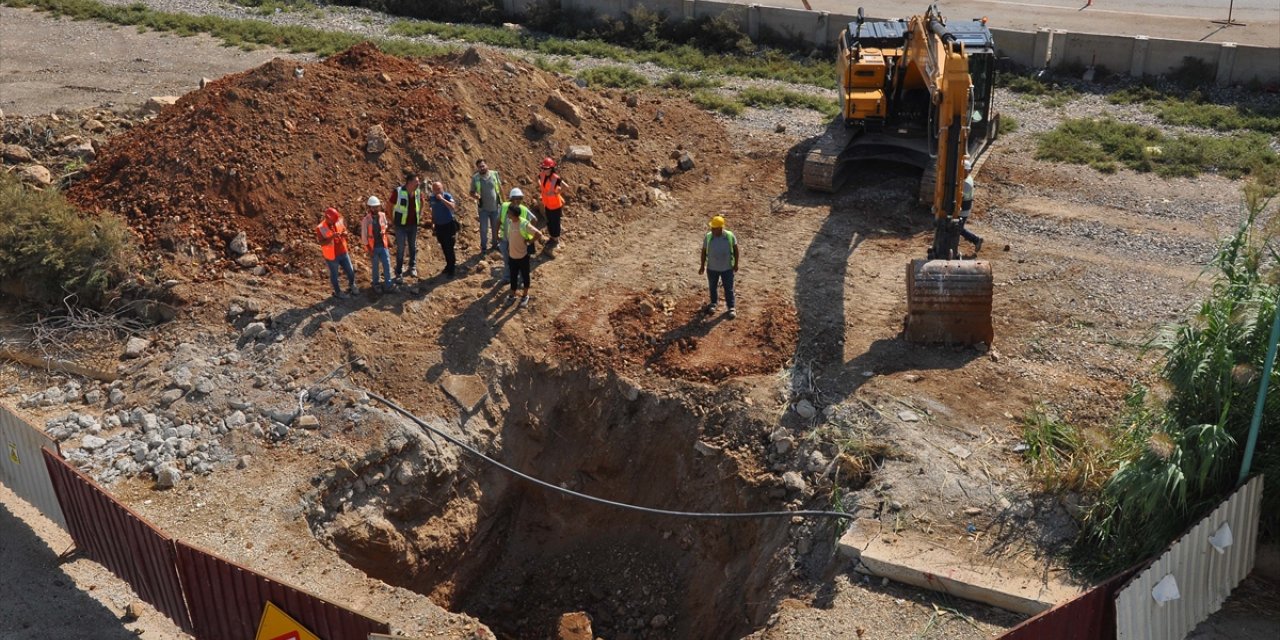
[316,207,357,298]
[537,156,568,251]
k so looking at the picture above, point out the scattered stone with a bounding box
[903,373,923,383]
[236,253,260,268]
[365,124,389,154]
[143,96,179,114]
[158,388,185,406]
[194,377,215,395]
[2,144,34,163]
[228,231,249,255]
[295,414,320,429]
[556,612,593,640]
[615,119,640,139]
[530,113,556,134]
[440,374,488,413]
[18,165,52,187]
[989,348,1002,362]
[225,410,247,429]
[108,388,126,405]
[459,46,484,66]
[140,413,159,433]
[676,150,695,171]
[241,322,267,339]
[806,450,828,473]
[783,471,806,493]
[889,500,905,512]
[948,445,972,460]
[545,91,583,126]
[155,465,181,489]
[565,145,594,163]
[82,119,106,133]
[775,123,786,133]
[693,440,720,456]
[269,422,290,439]
[897,410,920,423]
[83,390,103,405]
[963,506,983,516]
[625,94,639,108]
[794,399,817,419]
[773,436,794,455]
[122,337,150,359]
[80,435,107,451]
[123,601,144,621]
[649,614,669,629]
[502,61,520,74]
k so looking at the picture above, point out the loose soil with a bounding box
[3,6,1275,640]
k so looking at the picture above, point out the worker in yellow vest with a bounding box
[499,188,548,309]
[389,172,424,283]
[698,215,739,319]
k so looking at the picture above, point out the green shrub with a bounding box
[0,171,135,306]
[332,0,503,24]
[576,65,649,89]
[532,55,572,74]
[689,90,744,117]
[1168,55,1216,89]
[1108,87,1280,135]
[657,72,721,90]
[998,114,1019,135]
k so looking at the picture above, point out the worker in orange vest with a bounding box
[316,207,357,298]
[537,157,567,251]
[360,196,395,294]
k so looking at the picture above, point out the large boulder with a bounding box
[18,165,52,187]
[545,91,582,126]
[366,124,389,154]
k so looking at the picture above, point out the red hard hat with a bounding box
[324,207,341,221]
[540,157,556,169]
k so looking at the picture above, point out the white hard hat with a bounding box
[366,196,381,207]
[509,187,524,198]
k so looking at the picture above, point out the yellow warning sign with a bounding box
[255,601,321,640]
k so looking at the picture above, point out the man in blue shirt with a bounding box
[428,180,459,277]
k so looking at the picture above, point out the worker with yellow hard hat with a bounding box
[698,215,739,319]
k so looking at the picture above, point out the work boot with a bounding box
[519,295,531,308]
[410,268,419,278]
[348,285,359,296]
[974,238,984,254]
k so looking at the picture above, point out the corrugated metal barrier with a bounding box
[41,449,195,634]
[998,566,1139,640]
[174,540,390,640]
[1115,475,1264,640]
[0,401,67,529]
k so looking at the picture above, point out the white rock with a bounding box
[228,231,249,255]
[18,165,52,187]
[123,337,150,359]
[143,96,179,113]
[241,322,267,339]
[155,465,181,489]
[897,410,920,422]
[783,471,807,493]
[80,435,106,451]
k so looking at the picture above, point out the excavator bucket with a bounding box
[904,259,994,344]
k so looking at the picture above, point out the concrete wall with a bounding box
[501,1,1279,84]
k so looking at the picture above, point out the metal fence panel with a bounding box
[174,540,390,640]
[41,449,195,634]
[1115,475,1264,640]
[0,402,66,529]
[999,566,1139,640]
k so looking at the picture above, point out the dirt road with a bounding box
[725,0,1280,46]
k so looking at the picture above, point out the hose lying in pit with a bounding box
[367,391,855,522]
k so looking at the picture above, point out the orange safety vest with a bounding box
[539,172,564,210]
[361,211,391,252]
[316,217,348,261]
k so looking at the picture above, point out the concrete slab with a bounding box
[838,517,1081,616]
[440,374,488,413]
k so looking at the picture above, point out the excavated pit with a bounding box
[311,363,800,639]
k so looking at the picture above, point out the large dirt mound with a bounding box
[68,43,727,272]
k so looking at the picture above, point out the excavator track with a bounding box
[904,259,994,344]
[802,125,854,193]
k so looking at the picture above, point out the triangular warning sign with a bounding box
[255,601,321,640]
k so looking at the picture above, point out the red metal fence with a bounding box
[42,449,195,634]
[175,540,390,640]
[999,566,1142,640]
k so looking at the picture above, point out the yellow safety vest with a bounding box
[393,186,422,226]
[704,230,736,268]
[499,202,535,242]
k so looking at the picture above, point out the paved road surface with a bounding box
[720,0,1280,46]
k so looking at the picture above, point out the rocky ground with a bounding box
[3,4,1279,640]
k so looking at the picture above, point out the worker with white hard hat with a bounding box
[494,187,538,284]
[361,195,396,294]
[499,187,548,309]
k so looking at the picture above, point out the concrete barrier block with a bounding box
[1216,42,1238,87]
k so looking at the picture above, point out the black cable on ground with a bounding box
[367,391,854,522]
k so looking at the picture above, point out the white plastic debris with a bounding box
[1152,574,1180,605]
[1208,522,1233,554]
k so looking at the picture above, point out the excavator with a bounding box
[803,5,997,344]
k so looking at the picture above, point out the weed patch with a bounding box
[1037,118,1279,179]
[1109,88,1280,135]
[576,65,648,89]
[657,72,721,90]
[736,86,840,118]
[689,90,744,117]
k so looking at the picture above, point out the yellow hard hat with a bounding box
[709,216,726,229]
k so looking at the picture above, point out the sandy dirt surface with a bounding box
[731,0,1280,46]
[0,5,297,116]
[1,5,1278,640]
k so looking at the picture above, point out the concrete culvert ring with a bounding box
[306,360,849,639]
